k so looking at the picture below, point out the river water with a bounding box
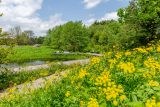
[0,61,46,69]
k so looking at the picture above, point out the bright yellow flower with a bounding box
[118,62,135,73]
[80,101,85,107]
[134,47,148,53]
[146,47,153,51]
[125,51,132,56]
[148,80,159,87]
[78,69,88,79]
[108,59,116,69]
[95,71,111,86]
[145,98,156,107]
[157,102,160,107]
[115,53,122,59]
[120,95,127,101]
[157,45,160,52]
[87,98,99,107]
[113,100,118,106]
[144,57,160,71]
[65,91,71,97]
[90,57,100,65]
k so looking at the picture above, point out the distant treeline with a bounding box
[0,26,44,45]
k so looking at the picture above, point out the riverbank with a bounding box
[6,46,91,64]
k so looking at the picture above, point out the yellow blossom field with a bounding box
[1,42,160,107]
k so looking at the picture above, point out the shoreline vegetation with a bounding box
[5,46,92,64]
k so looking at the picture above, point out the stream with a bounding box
[0,61,46,69]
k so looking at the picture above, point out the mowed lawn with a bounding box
[7,46,90,63]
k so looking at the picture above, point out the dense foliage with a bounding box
[0,29,13,63]
[118,0,160,43]
[44,21,89,52]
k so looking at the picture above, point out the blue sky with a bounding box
[0,0,130,36]
[39,0,129,21]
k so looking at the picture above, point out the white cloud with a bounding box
[0,0,65,36]
[84,12,118,26]
[100,12,118,21]
[83,0,108,9]
[84,18,96,26]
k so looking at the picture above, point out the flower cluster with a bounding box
[125,51,132,56]
[87,98,99,107]
[134,47,148,53]
[108,59,116,69]
[144,57,160,71]
[115,53,122,59]
[156,45,160,52]
[146,97,160,107]
[65,91,71,97]
[95,71,111,86]
[102,84,126,106]
[148,80,159,87]
[118,62,135,73]
[90,57,100,65]
[78,69,88,79]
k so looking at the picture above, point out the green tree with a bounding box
[118,0,160,41]
[16,32,30,45]
[88,20,122,51]
[44,21,89,52]
[0,28,13,63]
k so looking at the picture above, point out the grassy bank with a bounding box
[0,62,80,91]
[1,42,160,106]
[6,46,90,63]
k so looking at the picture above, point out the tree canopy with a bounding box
[44,21,89,52]
[118,0,160,40]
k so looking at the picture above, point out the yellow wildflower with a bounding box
[148,80,159,87]
[115,53,122,59]
[78,69,88,79]
[104,52,112,56]
[90,57,100,65]
[7,87,17,93]
[80,101,85,107]
[65,91,71,97]
[125,51,132,56]
[146,47,153,51]
[157,45,160,52]
[118,62,135,73]
[120,95,127,101]
[104,83,125,101]
[144,57,160,71]
[87,98,99,107]
[134,47,148,53]
[108,59,116,69]
[113,100,118,106]
[145,98,156,107]
[95,71,111,86]
[157,102,160,107]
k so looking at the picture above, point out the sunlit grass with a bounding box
[6,46,90,63]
